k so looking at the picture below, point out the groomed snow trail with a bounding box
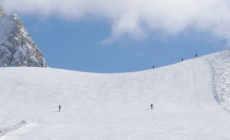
[0,51,230,140]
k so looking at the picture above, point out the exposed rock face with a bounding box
[0,6,4,16]
[0,6,47,67]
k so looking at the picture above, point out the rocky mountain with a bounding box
[0,6,47,67]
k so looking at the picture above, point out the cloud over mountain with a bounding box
[1,0,230,44]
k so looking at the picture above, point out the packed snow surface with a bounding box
[1,50,230,140]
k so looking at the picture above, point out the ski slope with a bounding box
[0,50,230,140]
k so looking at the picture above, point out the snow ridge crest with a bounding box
[0,6,47,67]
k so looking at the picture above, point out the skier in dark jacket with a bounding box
[59,105,61,112]
[151,104,153,109]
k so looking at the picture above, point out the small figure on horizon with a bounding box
[153,65,155,69]
[196,54,198,57]
[182,58,183,61]
[151,104,153,109]
[59,105,61,112]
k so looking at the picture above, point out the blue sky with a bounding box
[1,0,229,73]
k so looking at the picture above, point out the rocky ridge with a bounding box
[0,6,46,67]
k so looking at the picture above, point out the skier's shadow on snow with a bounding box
[53,111,63,112]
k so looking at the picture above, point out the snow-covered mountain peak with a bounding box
[0,6,47,67]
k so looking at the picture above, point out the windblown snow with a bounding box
[1,50,230,140]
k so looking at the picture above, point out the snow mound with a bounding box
[0,120,27,137]
[205,50,230,111]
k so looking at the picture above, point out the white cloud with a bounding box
[1,0,230,44]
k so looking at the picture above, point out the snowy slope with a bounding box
[0,50,230,140]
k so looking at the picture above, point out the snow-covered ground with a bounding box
[0,50,230,140]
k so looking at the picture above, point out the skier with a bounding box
[151,104,153,109]
[196,54,198,57]
[59,105,61,112]
[153,65,155,69]
[182,58,183,61]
